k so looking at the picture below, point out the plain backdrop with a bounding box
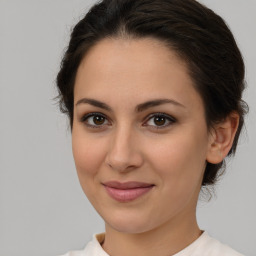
[0,0,255,255]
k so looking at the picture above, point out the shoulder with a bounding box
[57,233,107,256]
[196,232,244,256]
[174,231,244,256]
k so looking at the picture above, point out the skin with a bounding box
[72,38,239,256]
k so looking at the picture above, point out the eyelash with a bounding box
[80,112,176,130]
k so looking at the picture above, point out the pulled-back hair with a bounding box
[56,0,248,186]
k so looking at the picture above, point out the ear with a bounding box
[206,112,240,164]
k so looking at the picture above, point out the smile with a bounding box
[102,181,155,202]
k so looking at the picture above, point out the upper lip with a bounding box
[102,181,154,189]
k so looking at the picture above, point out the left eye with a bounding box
[144,113,176,128]
[81,113,109,128]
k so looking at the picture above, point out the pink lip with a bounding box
[103,181,154,202]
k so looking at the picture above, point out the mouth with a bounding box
[102,181,155,202]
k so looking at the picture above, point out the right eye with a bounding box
[80,113,110,128]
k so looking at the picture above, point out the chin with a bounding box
[108,222,151,234]
[103,211,158,234]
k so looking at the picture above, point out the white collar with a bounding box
[84,231,210,256]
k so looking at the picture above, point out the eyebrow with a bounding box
[75,98,185,112]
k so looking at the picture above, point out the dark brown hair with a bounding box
[56,0,248,186]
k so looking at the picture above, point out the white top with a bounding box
[59,231,244,256]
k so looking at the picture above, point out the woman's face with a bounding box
[72,38,213,233]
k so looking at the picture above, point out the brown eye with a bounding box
[81,113,109,128]
[154,116,166,126]
[144,113,176,129]
[93,115,105,125]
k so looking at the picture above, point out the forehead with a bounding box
[74,38,203,112]
[77,37,187,83]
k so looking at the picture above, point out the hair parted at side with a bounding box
[56,0,248,187]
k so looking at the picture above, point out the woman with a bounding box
[56,0,248,255]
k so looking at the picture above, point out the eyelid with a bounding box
[80,112,111,128]
[143,112,176,129]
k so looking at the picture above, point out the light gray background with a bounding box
[0,0,255,255]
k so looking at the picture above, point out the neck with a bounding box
[101,209,202,256]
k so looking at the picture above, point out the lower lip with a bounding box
[104,185,154,202]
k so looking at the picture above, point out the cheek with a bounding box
[72,130,106,187]
[144,134,207,219]
[146,131,208,189]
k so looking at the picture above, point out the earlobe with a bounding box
[206,112,240,164]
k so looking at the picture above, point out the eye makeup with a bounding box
[79,111,176,130]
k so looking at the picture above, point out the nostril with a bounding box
[105,136,144,172]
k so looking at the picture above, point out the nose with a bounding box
[105,125,143,173]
